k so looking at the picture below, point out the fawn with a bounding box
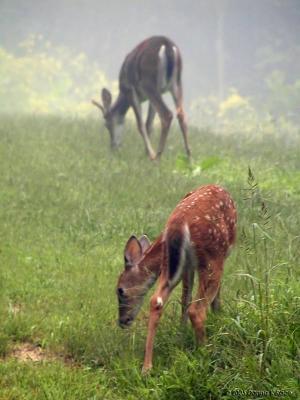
[116,184,237,373]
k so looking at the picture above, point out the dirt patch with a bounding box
[8,302,23,316]
[6,342,78,367]
[10,343,55,362]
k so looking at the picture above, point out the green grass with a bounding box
[0,115,299,399]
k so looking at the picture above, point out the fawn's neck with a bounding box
[139,234,163,285]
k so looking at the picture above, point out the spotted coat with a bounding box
[166,184,237,267]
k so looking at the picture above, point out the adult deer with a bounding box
[116,184,237,373]
[92,36,191,160]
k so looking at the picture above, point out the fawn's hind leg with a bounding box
[211,286,221,312]
[188,258,224,343]
[181,267,194,323]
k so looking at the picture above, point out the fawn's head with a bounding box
[116,235,154,328]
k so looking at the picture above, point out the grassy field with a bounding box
[0,116,299,399]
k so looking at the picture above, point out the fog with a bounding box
[1,0,299,124]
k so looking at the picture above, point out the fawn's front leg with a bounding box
[142,280,171,374]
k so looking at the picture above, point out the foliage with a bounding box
[264,70,300,120]
[190,87,300,140]
[1,35,299,144]
[0,35,117,116]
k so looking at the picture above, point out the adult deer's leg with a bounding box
[144,87,173,159]
[130,89,156,160]
[188,258,223,343]
[171,80,191,159]
[146,103,156,137]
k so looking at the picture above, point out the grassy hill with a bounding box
[0,116,299,399]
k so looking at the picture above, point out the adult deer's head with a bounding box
[92,88,125,149]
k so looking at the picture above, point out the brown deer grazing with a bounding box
[92,36,190,160]
[116,184,237,373]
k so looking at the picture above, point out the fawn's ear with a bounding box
[139,235,151,253]
[124,236,142,269]
[101,88,112,112]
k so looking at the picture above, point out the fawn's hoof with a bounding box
[142,364,152,375]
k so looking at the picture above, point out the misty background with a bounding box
[0,0,299,131]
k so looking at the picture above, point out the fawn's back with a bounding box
[164,184,237,277]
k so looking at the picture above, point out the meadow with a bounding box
[0,116,299,399]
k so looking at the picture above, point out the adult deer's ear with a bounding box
[101,88,112,112]
[91,89,105,114]
[124,236,142,269]
[139,235,151,254]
